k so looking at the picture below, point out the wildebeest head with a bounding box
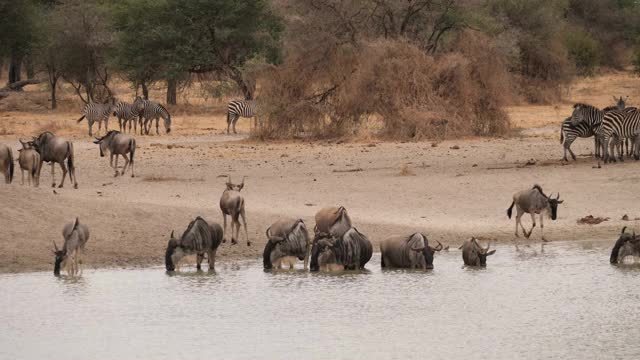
[225,176,245,192]
[472,238,496,267]
[263,229,286,270]
[419,234,443,270]
[547,193,563,220]
[165,231,184,272]
[52,240,66,276]
[310,238,339,271]
[610,226,638,264]
[93,131,118,157]
[32,131,54,153]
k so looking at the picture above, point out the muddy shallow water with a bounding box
[1,240,639,360]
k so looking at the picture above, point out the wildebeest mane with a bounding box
[531,184,547,198]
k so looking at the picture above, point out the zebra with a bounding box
[560,116,596,161]
[227,99,258,134]
[76,100,115,137]
[112,97,145,133]
[597,108,640,163]
[138,100,171,135]
[568,100,627,159]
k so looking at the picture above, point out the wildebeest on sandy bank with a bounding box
[53,218,90,277]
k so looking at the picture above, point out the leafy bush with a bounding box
[565,30,601,76]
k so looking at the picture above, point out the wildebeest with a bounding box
[380,233,443,270]
[310,228,372,271]
[314,206,352,238]
[53,218,90,276]
[459,238,496,267]
[165,216,223,272]
[0,144,14,184]
[506,184,563,241]
[93,130,136,177]
[263,218,311,270]
[31,131,77,189]
[17,140,40,186]
[610,227,640,264]
[219,176,249,246]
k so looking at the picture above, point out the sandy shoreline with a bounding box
[0,126,635,274]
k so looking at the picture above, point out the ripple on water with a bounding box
[1,241,639,360]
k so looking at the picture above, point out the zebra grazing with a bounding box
[139,100,171,135]
[227,99,257,134]
[77,101,115,137]
[598,108,640,163]
[112,97,145,133]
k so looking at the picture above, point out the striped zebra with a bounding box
[139,100,171,135]
[112,97,145,133]
[598,108,640,163]
[227,99,258,134]
[560,116,596,161]
[77,101,115,137]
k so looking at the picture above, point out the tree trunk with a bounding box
[25,56,35,79]
[227,66,254,100]
[166,78,177,105]
[8,54,22,86]
[141,81,149,100]
[50,77,58,110]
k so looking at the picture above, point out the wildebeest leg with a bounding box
[21,168,25,185]
[240,208,249,246]
[114,155,120,177]
[50,162,56,187]
[58,161,68,188]
[121,153,130,176]
[540,214,547,242]
[524,213,536,239]
[515,211,523,237]
[222,214,228,243]
[208,248,217,271]
[232,215,239,245]
[196,253,204,271]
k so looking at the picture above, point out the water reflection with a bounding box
[1,240,639,360]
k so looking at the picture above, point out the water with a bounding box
[1,241,639,360]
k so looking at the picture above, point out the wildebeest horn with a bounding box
[556,193,560,200]
[52,240,59,252]
[73,217,79,230]
[241,176,245,185]
[170,230,175,239]
[431,239,443,251]
[265,227,272,238]
[622,226,627,234]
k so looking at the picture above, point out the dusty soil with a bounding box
[1,72,639,273]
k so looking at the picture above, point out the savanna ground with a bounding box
[1,71,639,273]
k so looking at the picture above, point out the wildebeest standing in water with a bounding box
[0,144,14,184]
[165,216,224,272]
[219,176,249,246]
[506,184,563,241]
[380,233,443,270]
[93,130,136,177]
[263,218,311,270]
[53,218,90,276]
[459,238,496,267]
[313,206,352,239]
[31,131,78,188]
[18,140,40,187]
[310,228,373,272]
[610,227,640,264]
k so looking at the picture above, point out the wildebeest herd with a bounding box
[1,96,640,277]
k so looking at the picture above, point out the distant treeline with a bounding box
[2,0,640,138]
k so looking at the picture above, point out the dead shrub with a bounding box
[256,31,512,140]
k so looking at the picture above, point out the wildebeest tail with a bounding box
[129,139,136,163]
[66,142,75,171]
[8,148,14,183]
[77,114,86,123]
[507,201,515,219]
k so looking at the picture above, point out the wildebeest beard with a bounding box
[53,251,65,276]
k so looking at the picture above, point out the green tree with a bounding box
[0,0,39,84]
[112,0,282,101]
